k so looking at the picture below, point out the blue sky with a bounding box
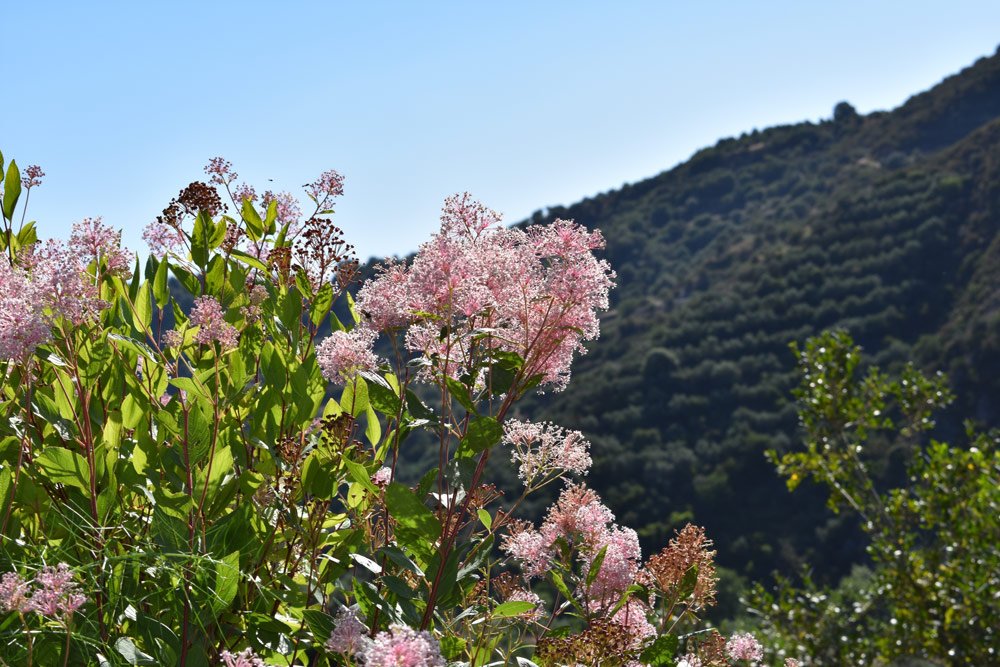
[3,2,1000,260]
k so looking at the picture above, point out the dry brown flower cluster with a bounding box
[643,523,718,611]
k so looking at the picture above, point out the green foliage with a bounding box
[752,332,1000,665]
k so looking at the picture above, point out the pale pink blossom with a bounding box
[316,328,380,384]
[305,169,345,208]
[219,648,266,667]
[354,194,614,390]
[355,260,412,331]
[232,183,258,205]
[371,467,393,488]
[503,419,591,485]
[502,483,641,603]
[69,217,132,276]
[0,572,30,613]
[143,220,187,257]
[612,599,656,650]
[205,157,236,186]
[676,655,703,667]
[0,260,50,360]
[325,607,372,657]
[262,191,302,231]
[725,632,763,663]
[784,659,801,667]
[188,296,239,349]
[24,563,86,620]
[364,624,445,667]
[21,165,45,189]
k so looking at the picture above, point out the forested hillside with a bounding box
[500,46,1000,586]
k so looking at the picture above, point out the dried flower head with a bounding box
[535,618,636,667]
[643,523,718,611]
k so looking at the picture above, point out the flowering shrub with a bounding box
[0,149,796,666]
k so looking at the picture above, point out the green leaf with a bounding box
[477,508,492,530]
[341,378,370,418]
[2,160,21,222]
[302,609,336,644]
[211,551,240,616]
[586,545,608,587]
[364,405,382,446]
[35,448,92,496]
[446,376,477,414]
[310,282,334,326]
[279,286,303,330]
[385,482,440,564]
[241,199,264,240]
[229,248,268,272]
[457,416,503,458]
[114,637,157,665]
[152,256,170,307]
[550,571,584,614]
[678,564,699,601]
[344,458,379,495]
[492,600,537,618]
[639,634,679,667]
[191,210,212,267]
[134,281,152,331]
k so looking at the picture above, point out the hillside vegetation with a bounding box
[504,46,1000,584]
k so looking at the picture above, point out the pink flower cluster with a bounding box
[261,190,302,232]
[503,419,592,485]
[142,221,187,257]
[21,164,45,189]
[725,632,764,663]
[219,648,266,667]
[353,193,615,390]
[364,624,446,667]
[188,296,239,350]
[316,328,381,384]
[305,169,345,208]
[0,226,125,361]
[0,563,86,621]
[502,484,641,609]
[371,466,393,488]
[70,217,132,276]
[325,607,372,657]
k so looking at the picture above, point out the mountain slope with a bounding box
[509,46,1000,584]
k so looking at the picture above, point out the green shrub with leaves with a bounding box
[752,331,999,665]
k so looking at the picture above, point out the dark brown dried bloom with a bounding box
[535,619,635,667]
[643,523,718,611]
[157,181,226,228]
[293,216,358,291]
[467,483,502,511]
[267,245,293,285]
[319,414,356,450]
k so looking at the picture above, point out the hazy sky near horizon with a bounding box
[4,2,1000,260]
